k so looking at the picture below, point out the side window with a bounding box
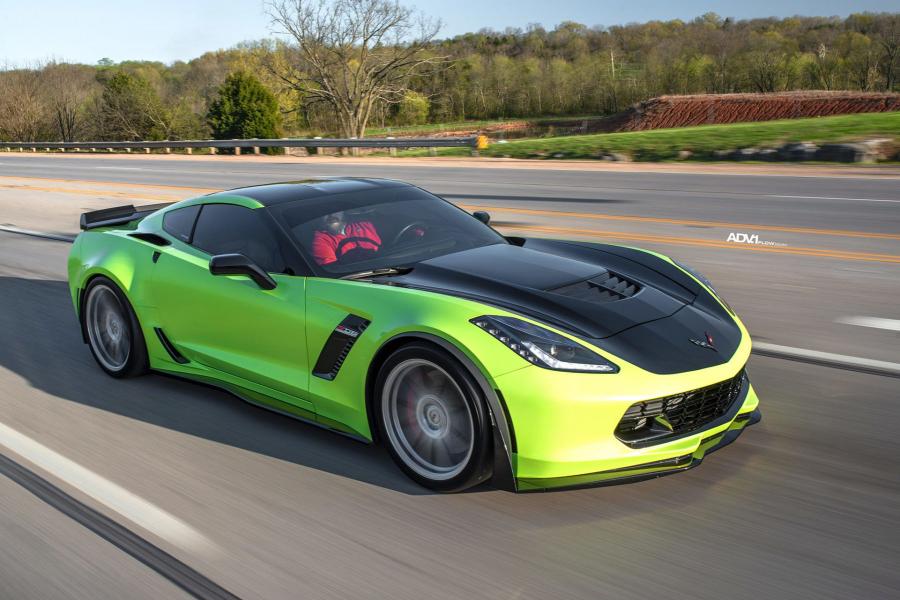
[191,204,286,273]
[162,205,200,243]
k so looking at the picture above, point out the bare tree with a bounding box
[875,14,900,90]
[265,0,445,138]
[0,67,50,142]
[42,63,99,141]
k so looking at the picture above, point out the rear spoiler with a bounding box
[79,202,175,231]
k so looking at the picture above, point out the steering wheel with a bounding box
[392,221,428,246]
[335,236,380,261]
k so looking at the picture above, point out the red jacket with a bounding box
[311,221,381,265]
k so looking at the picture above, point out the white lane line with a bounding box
[0,421,214,554]
[772,194,900,204]
[836,316,900,332]
[0,225,75,243]
[753,342,900,375]
[94,166,146,171]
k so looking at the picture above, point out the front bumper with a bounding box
[516,407,760,491]
[493,350,760,491]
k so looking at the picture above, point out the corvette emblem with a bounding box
[689,332,717,351]
[335,324,360,338]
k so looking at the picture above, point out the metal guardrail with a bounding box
[0,136,484,156]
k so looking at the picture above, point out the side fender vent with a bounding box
[154,327,189,364]
[313,315,370,381]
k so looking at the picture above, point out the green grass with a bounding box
[364,115,601,137]
[394,112,900,161]
[366,119,518,137]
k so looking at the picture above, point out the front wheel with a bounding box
[375,343,493,492]
[82,277,149,378]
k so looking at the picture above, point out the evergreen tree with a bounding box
[206,72,280,145]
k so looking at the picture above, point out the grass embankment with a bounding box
[365,115,598,137]
[397,112,900,160]
[366,119,515,136]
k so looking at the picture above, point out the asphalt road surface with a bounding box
[0,155,898,599]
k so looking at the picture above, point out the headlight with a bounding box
[471,316,618,373]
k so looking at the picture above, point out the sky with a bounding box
[2,0,897,66]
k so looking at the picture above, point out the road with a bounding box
[0,154,898,599]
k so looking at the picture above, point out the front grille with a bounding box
[550,271,640,303]
[615,369,746,446]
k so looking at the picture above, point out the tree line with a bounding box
[0,8,897,143]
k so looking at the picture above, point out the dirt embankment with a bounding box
[614,91,900,131]
[414,91,900,138]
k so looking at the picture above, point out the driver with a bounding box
[311,211,382,265]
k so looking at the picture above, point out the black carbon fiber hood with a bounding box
[390,239,742,374]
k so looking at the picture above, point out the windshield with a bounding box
[269,186,507,276]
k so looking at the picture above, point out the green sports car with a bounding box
[68,178,760,492]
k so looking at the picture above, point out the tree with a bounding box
[393,90,429,125]
[874,14,900,89]
[0,68,50,142]
[98,71,170,140]
[265,0,445,138]
[42,63,99,141]
[206,71,281,143]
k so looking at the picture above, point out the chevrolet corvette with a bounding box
[68,178,759,492]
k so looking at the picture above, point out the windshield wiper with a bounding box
[339,266,413,280]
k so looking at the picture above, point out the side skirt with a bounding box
[151,368,370,444]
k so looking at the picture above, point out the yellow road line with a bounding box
[0,175,215,194]
[459,203,900,241]
[503,223,900,264]
[0,183,188,202]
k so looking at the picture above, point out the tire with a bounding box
[82,276,149,378]
[375,342,493,492]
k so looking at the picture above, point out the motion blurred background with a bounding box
[0,2,898,599]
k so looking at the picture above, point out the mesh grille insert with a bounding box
[615,369,746,446]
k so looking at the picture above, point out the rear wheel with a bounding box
[376,342,492,492]
[82,277,149,378]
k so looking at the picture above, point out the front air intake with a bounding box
[615,369,747,447]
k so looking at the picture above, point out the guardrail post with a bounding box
[235,146,241,156]
[144,148,151,154]
[210,147,217,155]
[164,147,171,154]
[253,146,260,155]
[186,147,192,155]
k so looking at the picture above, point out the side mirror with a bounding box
[473,211,491,225]
[209,253,277,290]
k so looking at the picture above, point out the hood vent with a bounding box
[549,271,640,303]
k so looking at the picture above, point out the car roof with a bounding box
[206,178,413,207]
